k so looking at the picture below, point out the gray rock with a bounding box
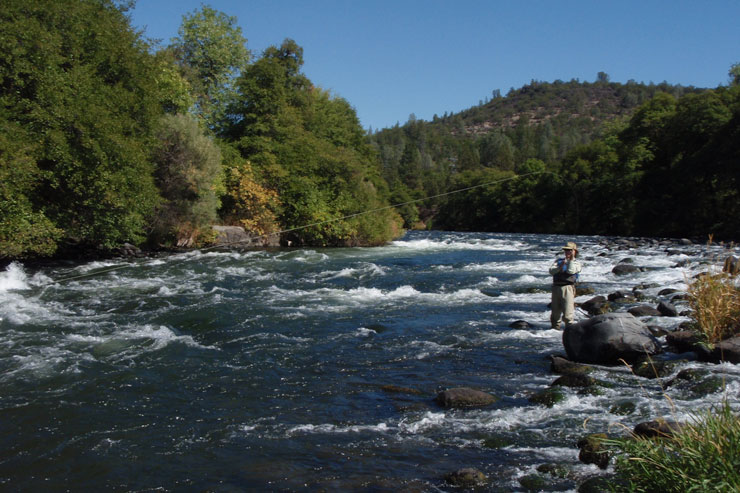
[435,387,496,408]
[563,313,661,364]
[633,419,683,438]
[211,225,279,247]
[581,296,610,316]
[705,335,740,364]
[608,290,636,303]
[612,264,642,275]
[628,305,662,317]
[657,301,678,317]
[445,468,488,487]
[550,355,594,375]
[666,331,709,358]
[577,434,610,469]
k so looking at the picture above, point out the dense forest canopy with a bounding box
[1,0,738,260]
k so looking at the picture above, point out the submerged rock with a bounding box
[612,263,642,275]
[528,387,565,407]
[577,433,610,469]
[509,320,533,329]
[444,467,488,487]
[609,400,636,415]
[608,289,636,303]
[550,355,594,375]
[563,313,662,364]
[551,373,597,388]
[630,358,675,379]
[435,387,496,408]
[628,305,662,317]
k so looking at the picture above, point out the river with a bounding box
[1,230,738,491]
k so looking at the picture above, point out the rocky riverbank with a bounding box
[432,236,740,491]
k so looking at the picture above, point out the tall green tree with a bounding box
[0,122,61,258]
[169,5,250,132]
[151,114,222,247]
[0,0,165,255]
[228,39,401,245]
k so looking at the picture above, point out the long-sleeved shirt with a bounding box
[549,257,582,286]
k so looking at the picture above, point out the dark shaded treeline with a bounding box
[1,1,738,262]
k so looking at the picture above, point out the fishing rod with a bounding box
[45,170,553,284]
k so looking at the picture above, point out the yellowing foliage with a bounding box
[224,161,281,236]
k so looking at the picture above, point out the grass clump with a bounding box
[687,271,740,344]
[609,402,740,492]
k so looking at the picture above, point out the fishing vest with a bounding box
[553,270,578,286]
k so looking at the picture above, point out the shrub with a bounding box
[609,402,740,492]
[687,272,740,344]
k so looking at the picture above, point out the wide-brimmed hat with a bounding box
[562,242,578,252]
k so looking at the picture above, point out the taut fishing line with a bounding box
[44,170,551,284]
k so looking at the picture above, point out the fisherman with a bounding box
[549,241,582,330]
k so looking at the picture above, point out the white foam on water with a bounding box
[390,236,529,252]
[266,284,492,313]
[317,262,386,281]
[480,328,563,342]
[66,324,217,357]
[277,250,330,263]
[2,346,96,382]
[244,332,313,344]
[398,411,447,434]
[0,262,30,292]
[408,340,453,360]
[286,421,390,436]
[215,265,280,282]
[354,327,377,337]
[0,266,58,324]
[70,260,123,274]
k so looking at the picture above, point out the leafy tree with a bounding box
[730,63,740,86]
[169,5,250,131]
[0,121,61,258]
[228,39,401,246]
[219,141,280,236]
[153,51,195,115]
[151,114,222,246]
[0,0,165,253]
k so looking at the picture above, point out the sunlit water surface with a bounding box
[1,231,738,491]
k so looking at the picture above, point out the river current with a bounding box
[1,230,739,491]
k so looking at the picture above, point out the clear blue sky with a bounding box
[130,0,740,131]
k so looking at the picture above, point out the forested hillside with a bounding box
[371,75,739,239]
[1,0,738,261]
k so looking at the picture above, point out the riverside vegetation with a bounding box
[2,1,740,261]
[605,266,740,492]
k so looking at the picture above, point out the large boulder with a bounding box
[563,313,662,364]
[211,225,279,247]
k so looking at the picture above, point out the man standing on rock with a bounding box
[549,242,582,330]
